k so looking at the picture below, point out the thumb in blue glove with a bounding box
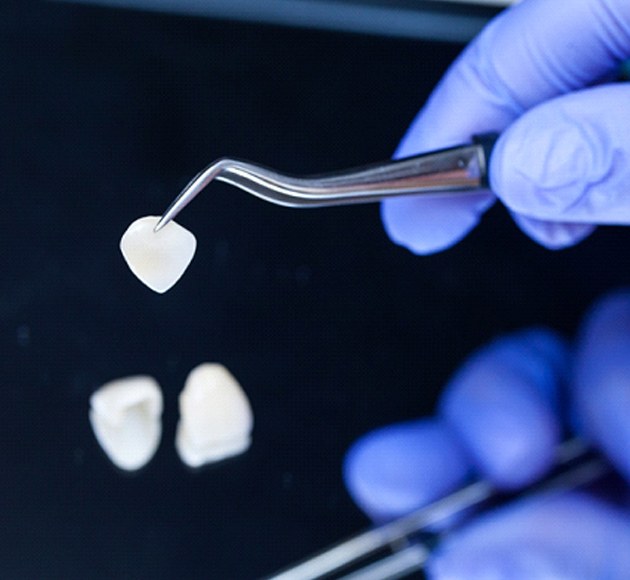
[385,0,630,253]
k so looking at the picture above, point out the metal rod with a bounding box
[265,439,608,580]
[154,141,491,232]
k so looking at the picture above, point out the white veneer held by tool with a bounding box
[120,216,196,293]
[176,363,253,468]
[89,376,163,471]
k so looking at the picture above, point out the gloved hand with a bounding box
[385,0,630,253]
[343,289,630,579]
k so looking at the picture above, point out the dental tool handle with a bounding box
[473,132,499,187]
[216,135,498,206]
[155,133,498,231]
[265,438,606,580]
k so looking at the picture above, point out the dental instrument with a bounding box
[265,438,610,580]
[154,134,498,232]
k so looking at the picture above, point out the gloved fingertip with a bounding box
[380,194,494,255]
[439,329,566,489]
[588,381,630,481]
[510,212,596,250]
[343,419,469,522]
[574,290,630,481]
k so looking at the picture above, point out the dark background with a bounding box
[0,2,628,578]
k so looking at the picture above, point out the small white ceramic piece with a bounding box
[119,215,197,293]
[89,375,163,471]
[175,363,253,468]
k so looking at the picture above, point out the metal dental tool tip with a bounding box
[153,134,498,232]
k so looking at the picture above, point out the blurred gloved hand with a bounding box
[384,0,630,253]
[343,289,630,579]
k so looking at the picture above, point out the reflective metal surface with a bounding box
[267,439,609,580]
[155,140,493,232]
[52,0,508,42]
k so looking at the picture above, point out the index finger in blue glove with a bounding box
[439,328,569,489]
[384,0,630,254]
[573,289,630,481]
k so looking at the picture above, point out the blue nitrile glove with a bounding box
[343,290,630,579]
[384,0,630,253]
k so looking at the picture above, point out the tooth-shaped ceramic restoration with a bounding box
[176,363,253,468]
[89,376,163,471]
[120,215,196,293]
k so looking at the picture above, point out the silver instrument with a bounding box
[265,439,609,580]
[154,135,498,232]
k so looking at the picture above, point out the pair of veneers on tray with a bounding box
[89,363,253,471]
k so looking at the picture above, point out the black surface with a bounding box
[1,2,629,578]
